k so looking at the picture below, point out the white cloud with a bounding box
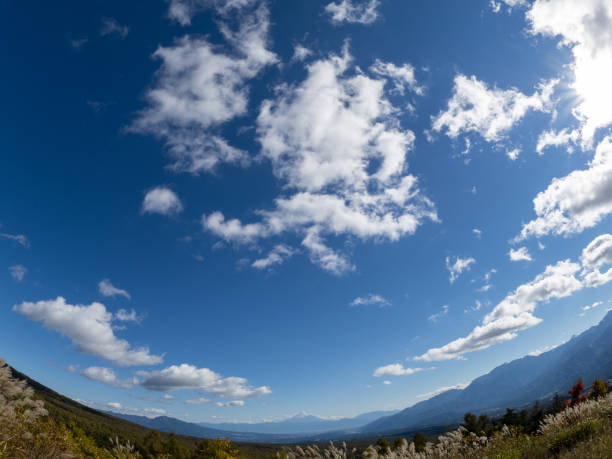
[9,265,27,282]
[13,297,162,366]
[370,59,423,95]
[203,46,437,273]
[473,228,482,238]
[432,74,556,143]
[428,305,449,322]
[477,268,497,292]
[581,301,604,314]
[464,299,483,314]
[415,233,612,362]
[167,0,255,25]
[581,234,612,287]
[0,232,30,248]
[350,293,390,307]
[81,366,134,388]
[130,4,276,173]
[142,187,183,216]
[252,244,296,270]
[138,363,271,399]
[373,364,426,377]
[216,400,245,407]
[69,38,88,49]
[536,128,579,154]
[185,397,211,405]
[382,380,392,385]
[509,246,533,262]
[107,402,123,410]
[506,148,521,161]
[325,0,380,25]
[446,256,475,283]
[292,44,312,62]
[415,382,469,400]
[115,309,142,323]
[517,137,612,240]
[100,17,129,39]
[98,279,131,300]
[528,0,612,144]
[527,344,560,356]
[490,0,527,13]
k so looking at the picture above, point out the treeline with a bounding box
[372,377,611,454]
[461,377,610,436]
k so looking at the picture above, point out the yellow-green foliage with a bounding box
[285,391,612,458]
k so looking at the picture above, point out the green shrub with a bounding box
[548,420,601,454]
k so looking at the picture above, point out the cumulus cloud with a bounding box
[99,279,131,300]
[100,17,129,39]
[382,380,392,385]
[203,46,437,274]
[581,234,612,287]
[509,247,532,262]
[107,402,123,410]
[506,148,521,161]
[325,0,380,25]
[0,232,30,248]
[473,228,483,238]
[216,400,245,407]
[428,305,449,322]
[370,59,423,95]
[528,0,612,144]
[446,256,475,283]
[292,44,312,62]
[13,297,162,366]
[350,293,390,307]
[138,363,271,399]
[517,136,612,240]
[130,4,275,174]
[536,128,579,154]
[81,366,135,388]
[142,187,183,216]
[416,234,612,361]
[373,364,426,377]
[167,0,255,25]
[9,265,27,282]
[252,244,296,270]
[432,74,556,143]
[490,0,527,13]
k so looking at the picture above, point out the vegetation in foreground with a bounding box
[2,356,611,458]
[281,379,612,458]
[0,359,267,458]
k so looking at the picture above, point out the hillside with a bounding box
[6,365,281,458]
[361,309,612,433]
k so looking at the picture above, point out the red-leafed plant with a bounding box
[565,379,588,408]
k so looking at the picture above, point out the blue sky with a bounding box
[1,0,612,423]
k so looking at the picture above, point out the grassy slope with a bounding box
[9,365,281,458]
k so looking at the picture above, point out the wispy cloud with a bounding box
[350,294,390,308]
[446,256,475,283]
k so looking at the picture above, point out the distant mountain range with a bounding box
[360,309,612,434]
[110,310,612,442]
[198,410,397,434]
[109,410,398,443]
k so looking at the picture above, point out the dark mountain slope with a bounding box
[362,310,612,433]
